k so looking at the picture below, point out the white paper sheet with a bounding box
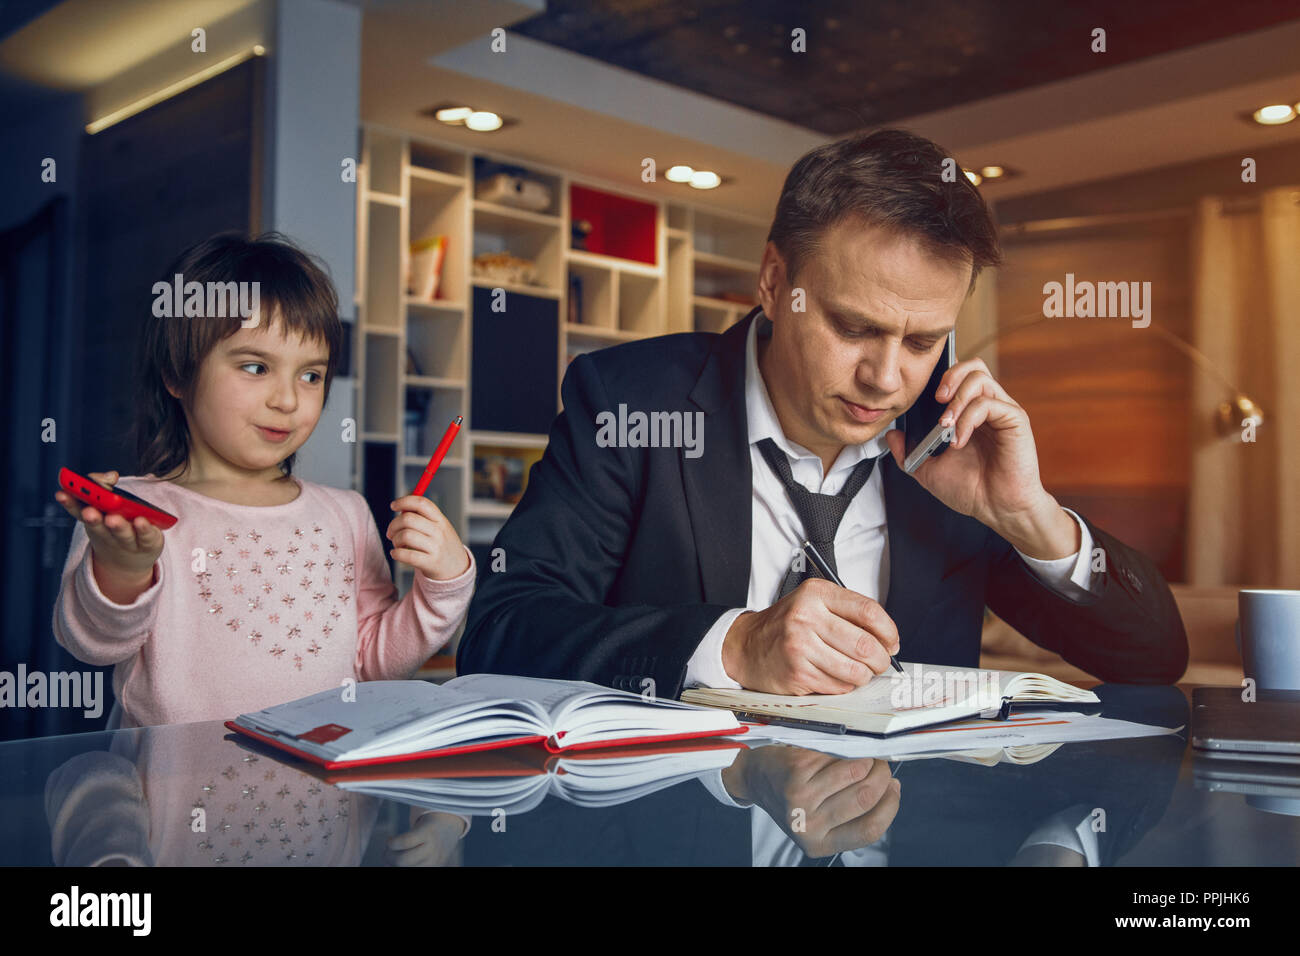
[729,710,1183,758]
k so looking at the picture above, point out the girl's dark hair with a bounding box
[767,128,1002,292]
[135,231,343,478]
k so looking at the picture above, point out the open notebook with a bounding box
[227,675,744,770]
[682,662,1099,736]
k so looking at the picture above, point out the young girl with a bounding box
[53,232,476,728]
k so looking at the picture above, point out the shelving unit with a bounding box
[355,123,768,596]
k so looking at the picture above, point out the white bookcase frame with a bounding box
[355,123,768,594]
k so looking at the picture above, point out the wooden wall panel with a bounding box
[994,221,1191,580]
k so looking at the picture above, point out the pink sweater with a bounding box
[53,476,476,729]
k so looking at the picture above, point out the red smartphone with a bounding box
[58,467,178,530]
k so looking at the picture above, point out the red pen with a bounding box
[411,415,462,496]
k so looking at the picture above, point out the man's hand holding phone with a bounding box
[885,357,1045,520]
[882,357,1080,562]
[55,471,164,605]
[721,578,900,694]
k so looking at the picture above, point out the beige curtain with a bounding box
[1187,188,1300,586]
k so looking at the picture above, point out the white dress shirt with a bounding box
[687,312,1100,866]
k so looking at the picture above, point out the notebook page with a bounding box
[240,681,477,737]
[237,681,552,760]
[691,663,999,714]
[1004,673,1099,703]
[446,674,614,718]
[447,674,739,745]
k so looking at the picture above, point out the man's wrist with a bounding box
[720,611,752,687]
[994,495,1080,561]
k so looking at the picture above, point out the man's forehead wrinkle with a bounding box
[829,294,953,315]
[825,260,959,306]
[825,289,955,328]
[822,230,969,297]
[812,232,967,334]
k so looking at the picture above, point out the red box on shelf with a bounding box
[569,184,657,265]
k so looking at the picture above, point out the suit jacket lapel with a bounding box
[881,453,949,647]
[682,309,757,606]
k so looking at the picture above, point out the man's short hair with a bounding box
[767,128,1002,293]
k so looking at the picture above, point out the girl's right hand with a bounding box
[55,468,165,580]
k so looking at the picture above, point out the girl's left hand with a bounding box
[386,496,471,581]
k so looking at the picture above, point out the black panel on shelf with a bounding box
[362,441,396,575]
[471,286,558,434]
[337,318,354,378]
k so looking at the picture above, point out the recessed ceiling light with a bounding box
[421,103,516,130]
[466,111,503,132]
[979,165,1004,179]
[666,165,694,183]
[963,169,982,186]
[1253,104,1297,125]
[689,170,721,189]
[435,106,473,124]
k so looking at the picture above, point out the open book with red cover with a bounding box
[225,674,747,770]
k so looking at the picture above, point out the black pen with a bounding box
[800,539,904,674]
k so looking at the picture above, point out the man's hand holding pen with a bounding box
[721,578,901,695]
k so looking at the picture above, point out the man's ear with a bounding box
[756,241,784,320]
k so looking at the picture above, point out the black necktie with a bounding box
[756,437,877,598]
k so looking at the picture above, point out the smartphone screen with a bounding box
[90,476,160,509]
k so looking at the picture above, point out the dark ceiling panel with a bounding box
[0,0,62,43]
[514,0,1300,134]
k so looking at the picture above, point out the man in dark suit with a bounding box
[458,129,1187,698]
